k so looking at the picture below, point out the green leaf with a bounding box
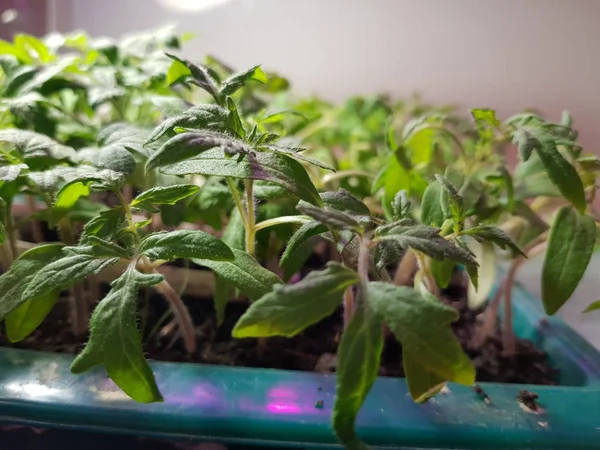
[467,241,496,309]
[5,290,59,342]
[372,153,410,218]
[87,236,131,258]
[280,221,327,272]
[226,96,246,139]
[222,207,245,250]
[402,351,446,403]
[420,181,445,227]
[232,262,358,338]
[0,129,75,161]
[471,108,500,128]
[145,132,250,172]
[391,190,411,220]
[435,174,464,230]
[70,267,164,403]
[332,297,383,450]
[465,225,525,257]
[144,105,230,146]
[193,248,282,301]
[80,208,124,243]
[166,58,191,85]
[131,184,199,211]
[23,252,119,301]
[320,189,371,216]
[430,260,455,289]
[377,225,477,267]
[14,34,53,63]
[0,244,64,321]
[296,204,362,231]
[542,207,596,314]
[165,53,219,101]
[55,179,97,210]
[140,230,233,262]
[583,301,600,313]
[220,65,267,97]
[213,274,231,326]
[261,144,335,171]
[160,148,323,206]
[513,128,585,212]
[0,221,5,245]
[513,154,561,200]
[368,283,475,387]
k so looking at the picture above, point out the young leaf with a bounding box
[193,248,282,301]
[145,132,250,172]
[391,190,411,220]
[160,149,323,206]
[232,262,358,338]
[465,225,525,257]
[70,268,164,403]
[220,65,267,97]
[332,300,383,450]
[280,221,327,272]
[377,225,477,267]
[131,184,199,211]
[402,352,446,403]
[513,128,585,212]
[583,301,600,313]
[5,290,59,342]
[296,204,362,231]
[542,207,596,314]
[367,282,475,387]
[140,230,234,262]
[420,180,445,227]
[0,244,64,322]
[430,260,455,289]
[435,174,464,230]
[23,253,120,301]
[165,53,219,101]
[471,108,500,128]
[261,144,335,171]
[320,189,371,216]
[87,236,131,258]
[226,96,246,139]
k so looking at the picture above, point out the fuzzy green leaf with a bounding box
[280,221,327,272]
[262,144,335,171]
[542,207,596,315]
[226,96,246,139]
[402,352,446,403]
[193,248,282,301]
[145,132,250,172]
[332,299,383,450]
[391,190,411,220]
[0,129,75,161]
[368,283,475,387]
[165,53,219,101]
[220,65,267,97]
[131,184,199,211]
[232,262,358,338]
[160,149,323,206]
[296,204,362,231]
[320,189,371,215]
[377,225,477,267]
[513,128,585,212]
[23,252,119,301]
[5,290,59,342]
[420,181,445,227]
[0,244,64,321]
[87,236,131,258]
[70,267,164,403]
[140,230,233,262]
[144,105,230,146]
[435,174,464,230]
[465,225,525,257]
[471,108,500,128]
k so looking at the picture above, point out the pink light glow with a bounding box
[267,403,302,414]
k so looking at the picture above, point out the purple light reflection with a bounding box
[240,383,325,416]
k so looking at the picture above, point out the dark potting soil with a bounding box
[0,267,558,386]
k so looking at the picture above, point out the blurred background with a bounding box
[1,0,599,346]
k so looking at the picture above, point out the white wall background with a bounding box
[54,0,600,151]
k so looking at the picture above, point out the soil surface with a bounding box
[0,260,558,385]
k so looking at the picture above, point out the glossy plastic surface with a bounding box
[0,280,599,449]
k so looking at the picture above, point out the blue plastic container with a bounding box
[0,279,599,449]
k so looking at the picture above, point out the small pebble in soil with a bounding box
[517,389,542,413]
[314,400,324,409]
[473,384,492,405]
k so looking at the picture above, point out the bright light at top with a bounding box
[156,0,232,13]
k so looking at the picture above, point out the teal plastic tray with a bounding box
[0,279,599,449]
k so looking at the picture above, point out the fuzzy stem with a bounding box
[393,250,416,286]
[227,177,247,224]
[414,251,440,297]
[254,215,312,233]
[343,286,354,328]
[502,240,548,356]
[245,180,256,256]
[2,202,17,264]
[59,219,88,336]
[153,269,196,354]
[27,196,44,243]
